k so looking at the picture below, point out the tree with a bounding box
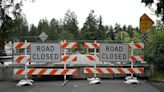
[49,18,60,40]
[63,10,79,40]
[0,0,28,55]
[126,25,134,38]
[81,10,99,40]
[114,23,122,32]
[156,20,164,30]
[145,28,164,63]
[97,16,108,40]
[142,0,164,21]
[115,31,130,42]
[122,25,127,32]
[131,31,141,42]
[37,19,49,35]
[29,24,37,36]
[10,17,29,41]
[57,30,74,40]
[108,25,115,40]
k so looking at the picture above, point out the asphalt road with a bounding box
[0,80,160,92]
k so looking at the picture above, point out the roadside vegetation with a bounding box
[0,0,163,80]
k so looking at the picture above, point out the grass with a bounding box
[150,72,164,82]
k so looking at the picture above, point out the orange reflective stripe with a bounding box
[85,68,93,74]
[96,68,104,74]
[134,43,142,49]
[117,68,125,74]
[84,43,89,48]
[27,58,30,62]
[141,55,144,60]
[49,69,57,75]
[87,55,95,61]
[130,56,137,61]
[16,56,25,63]
[38,69,47,75]
[128,45,131,49]
[106,68,114,74]
[27,44,30,48]
[61,69,69,75]
[72,70,78,75]
[93,43,99,48]
[138,68,144,73]
[72,43,77,48]
[15,42,24,48]
[128,68,135,74]
[62,55,69,61]
[61,42,69,48]
[28,69,36,75]
[72,57,77,62]
[16,69,24,75]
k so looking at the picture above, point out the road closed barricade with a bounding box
[13,41,79,78]
[14,68,78,75]
[83,41,145,77]
[84,67,144,74]
[14,42,30,49]
[13,40,146,79]
[128,43,144,62]
[13,42,31,64]
[14,55,30,63]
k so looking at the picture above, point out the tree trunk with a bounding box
[0,41,5,56]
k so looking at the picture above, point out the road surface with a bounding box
[0,80,160,92]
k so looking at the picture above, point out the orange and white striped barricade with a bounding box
[14,42,30,49]
[129,55,144,62]
[61,55,77,63]
[14,42,77,49]
[83,41,100,64]
[71,55,100,64]
[13,40,31,82]
[61,42,77,49]
[84,67,144,74]
[14,68,78,75]
[84,42,100,49]
[13,41,31,64]
[61,55,99,64]
[83,41,100,77]
[128,42,145,62]
[60,41,78,82]
[14,55,30,63]
[128,43,144,49]
[129,41,145,77]
[85,55,98,61]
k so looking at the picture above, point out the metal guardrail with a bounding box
[0,56,13,59]
[0,56,13,64]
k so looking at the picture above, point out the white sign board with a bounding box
[39,32,48,41]
[30,43,60,62]
[100,44,128,62]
